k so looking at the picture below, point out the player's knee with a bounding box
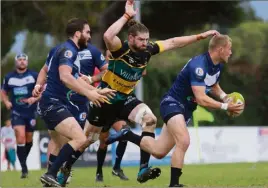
[26,134,33,143]
[143,114,157,126]
[99,134,108,149]
[99,142,107,149]
[16,135,26,144]
[76,135,87,148]
[142,114,157,132]
[87,131,100,144]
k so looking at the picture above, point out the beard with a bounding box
[16,66,27,71]
[132,43,146,52]
[78,35,88,49]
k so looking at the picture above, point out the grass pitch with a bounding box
[1,162,267,187]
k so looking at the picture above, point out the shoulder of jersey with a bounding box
[122,40,129,49]
[86,43,96,49]
[86,43,100,53]
[5,71,15,78]
[191,54,207,64]
[62,43,78,58]
[50,45,60,54]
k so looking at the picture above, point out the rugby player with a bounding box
[1,53,39,178]
[37,18,114,187]
[34,47,129,185]
[89,0,219,183]
[94,51,129,182]
[106,34,244,187]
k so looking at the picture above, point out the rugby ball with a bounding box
[226,92,245,117]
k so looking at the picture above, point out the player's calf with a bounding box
[166,114,190,187]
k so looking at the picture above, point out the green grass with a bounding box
[1,162,267,187]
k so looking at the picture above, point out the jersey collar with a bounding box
[67,39,79,51]
[205,52,214,66]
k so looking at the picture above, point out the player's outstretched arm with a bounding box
[158,30,220,53]
[192,85,243,113]
[103,0,137,51]
[33,64,48,97]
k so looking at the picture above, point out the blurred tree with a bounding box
[141,1,259,39]
[1,1,258,58]
[1,1,118,58]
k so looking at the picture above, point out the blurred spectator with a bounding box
[1,119,16,171]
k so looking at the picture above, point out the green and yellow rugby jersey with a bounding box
[99,40,164,104]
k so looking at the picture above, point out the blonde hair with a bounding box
[208,34,232,51]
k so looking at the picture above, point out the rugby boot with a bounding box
[112,168,129,180]
[137,166,161,183]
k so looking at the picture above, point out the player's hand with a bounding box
[86,90,109,107]
[227,102,244,114]
[201,30,220,39]
[105,50,112,60]
[125,0,137,18]
[32,85,42,97]
[97,88,116,99]
[25,97,37,105]
[4,101,12,110]
[222,95,232,103]
[79,73,93,85]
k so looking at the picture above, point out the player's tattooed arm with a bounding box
[157,30,220,53]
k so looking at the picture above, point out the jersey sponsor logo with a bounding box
[120,70,141,81]
[79,50,92,60]
[195,67,204,77]
[92,116,99,122]
[100,54,105,61]
[124,95,137,105]
[64,50,73,58]
[8,75,35,87]
[79,53,85,59]
[79,112,87,121]
[13,86,28,95]
[102,71,137,94]
[16,97,28,105]
[30,119,36,127]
